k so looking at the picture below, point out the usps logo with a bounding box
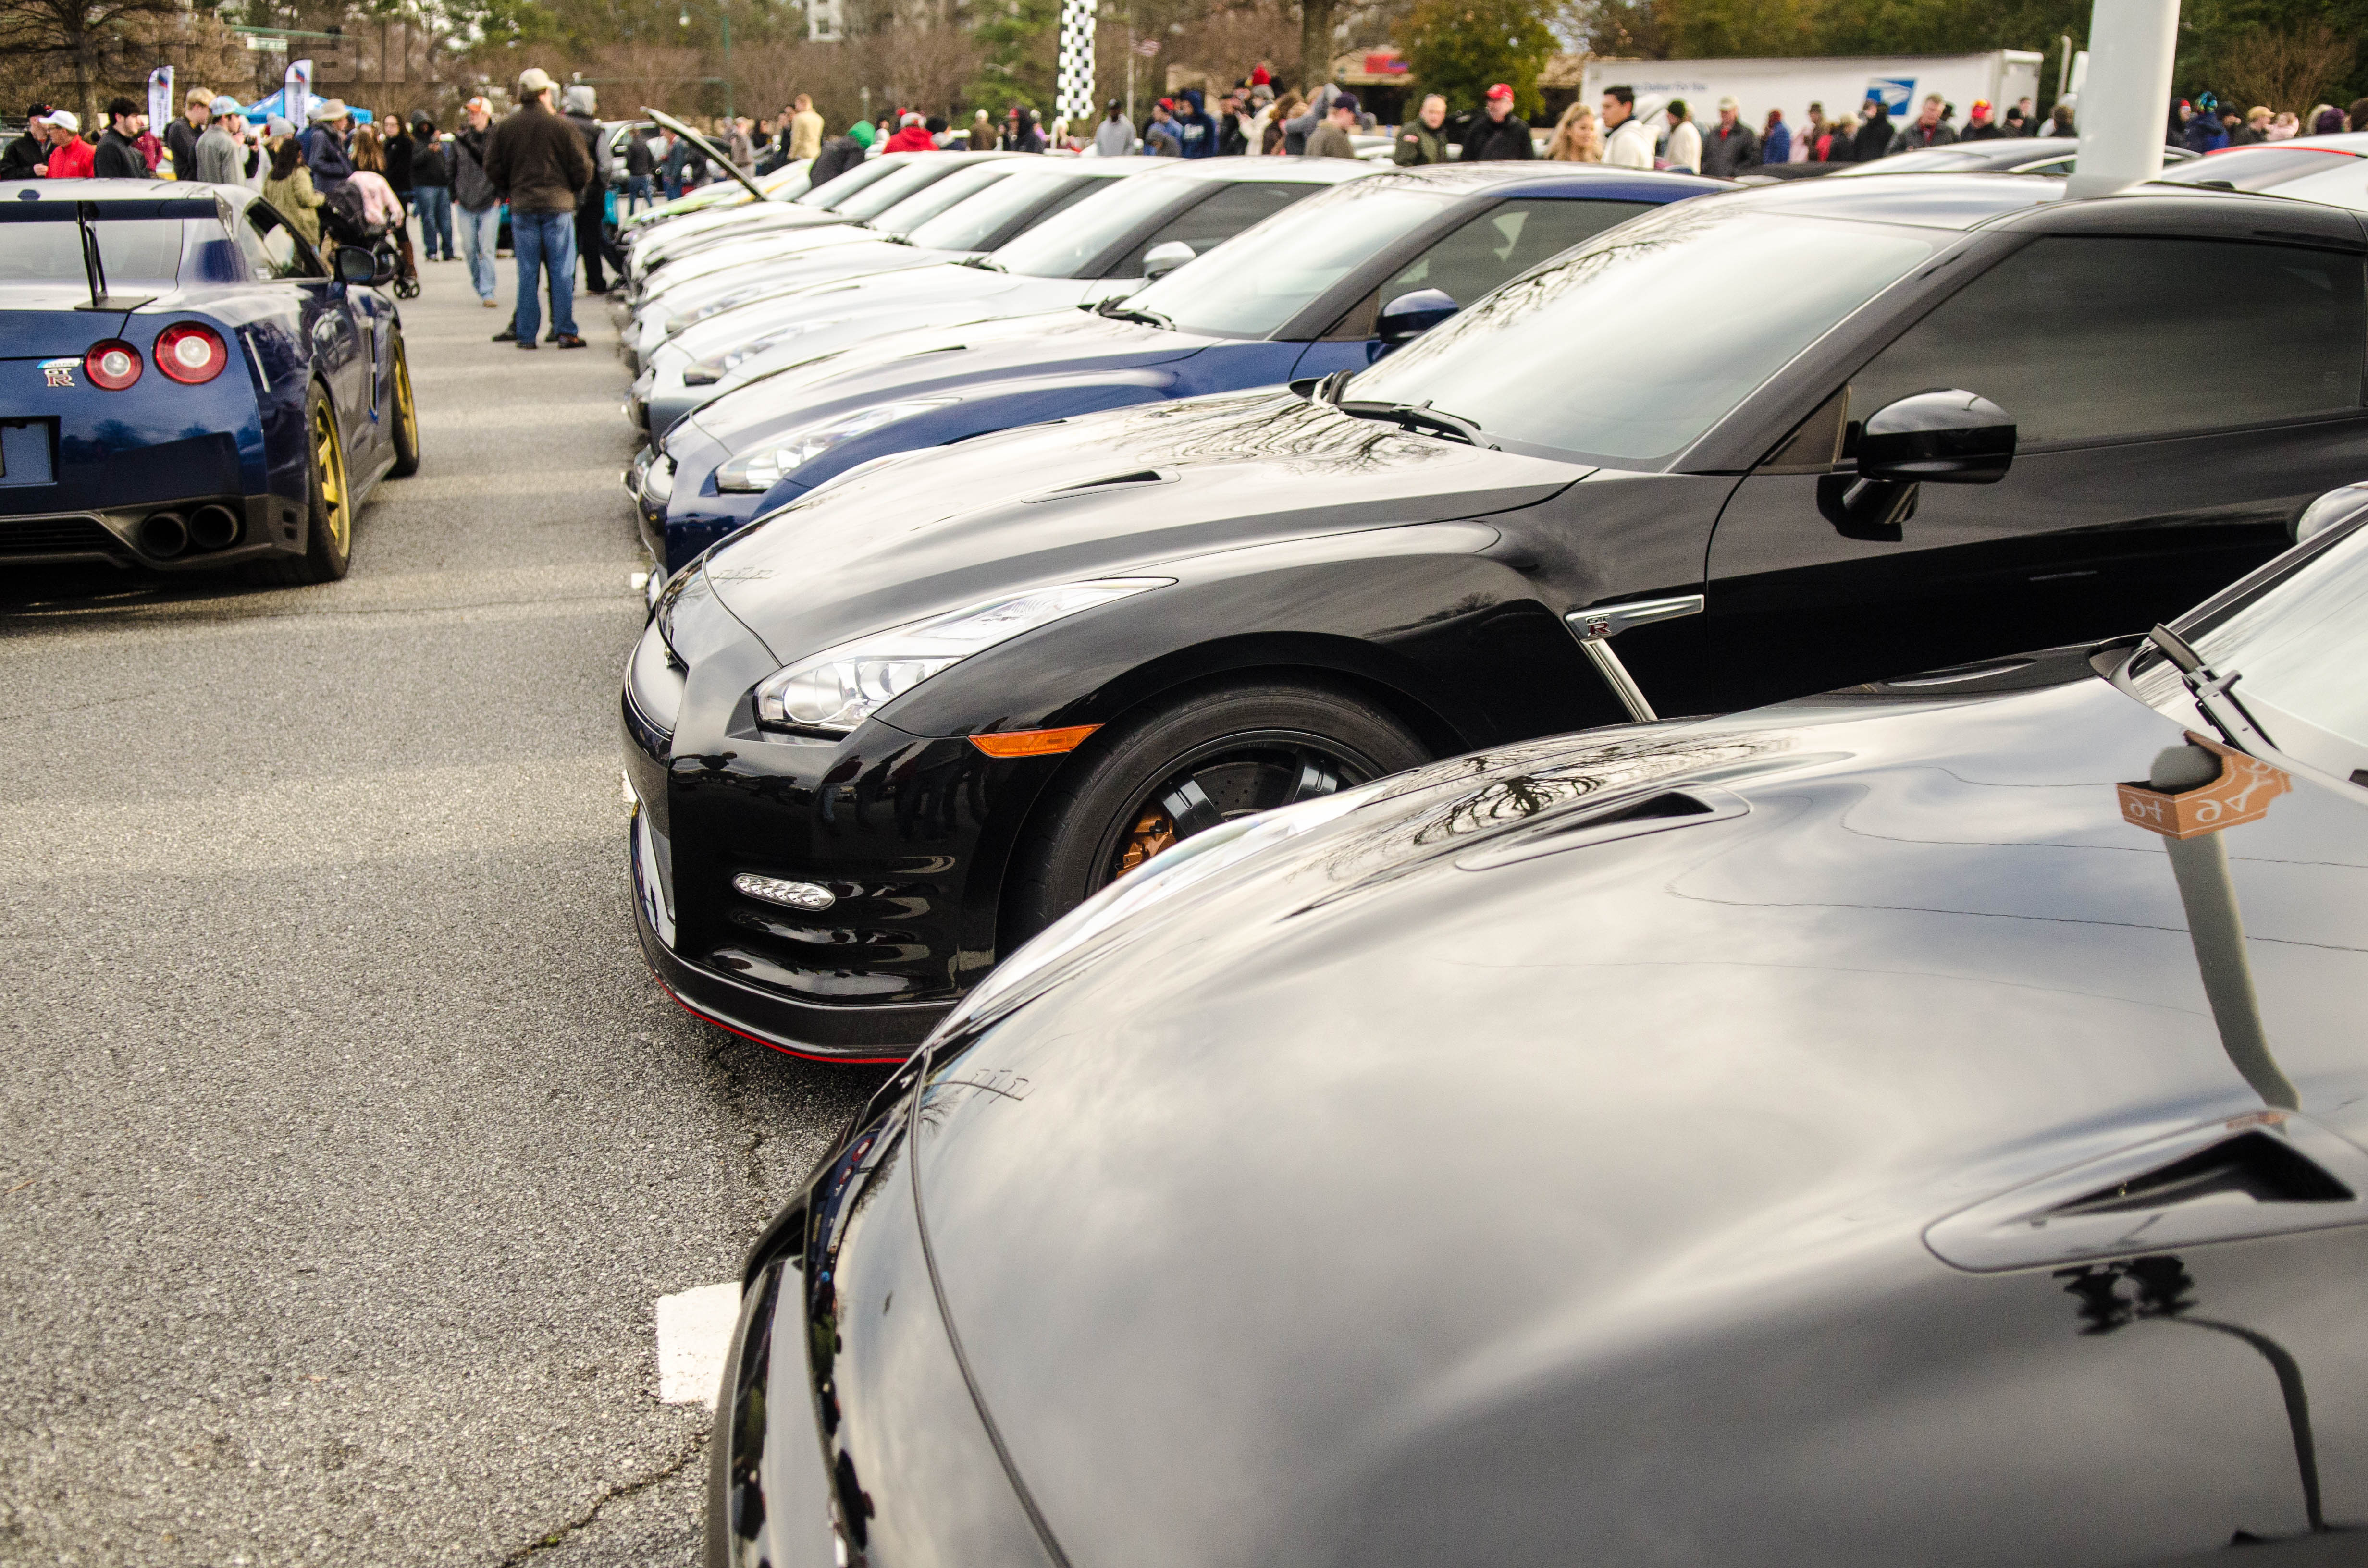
[39,357,75,388]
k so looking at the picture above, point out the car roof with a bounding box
[1364,161,1732,200]
[1138,157,1375,186]
[1724,171,2065,229]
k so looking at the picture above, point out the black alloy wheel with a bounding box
[1003,678,1428,944]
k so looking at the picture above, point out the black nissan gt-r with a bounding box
[705,499,2368,1568]
[625,172,2368,1059]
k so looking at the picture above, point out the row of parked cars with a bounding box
[611,133,2368,1568]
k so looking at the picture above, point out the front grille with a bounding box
[0,516,123,558]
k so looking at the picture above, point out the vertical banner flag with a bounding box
[1056,0,1097,136]
[285,57,314,123]
[148,66,173,142]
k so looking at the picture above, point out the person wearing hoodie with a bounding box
[883,112,937,152]
[1172,86,1217,157]
[561,83,615,294]
[1852,95,1894,162]
[1144,101,1184,156]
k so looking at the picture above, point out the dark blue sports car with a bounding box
[1,179,418,584]
[636,163,1727,576]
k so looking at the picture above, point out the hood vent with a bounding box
[1022,468,1177,503]
[1927,1112,2368,1273]
[1455,785,1745,872]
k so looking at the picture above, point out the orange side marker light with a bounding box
[969,724,1102,759]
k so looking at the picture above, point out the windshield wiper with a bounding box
[1095,298,1172,329]
[1338,399,1487,446]
[2146,624,2260,753]
[959,255,1004,271]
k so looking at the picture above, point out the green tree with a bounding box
[1402,0,1554,116]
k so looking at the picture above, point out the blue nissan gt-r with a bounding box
[1,180,418,584]
[637,163,1728,576]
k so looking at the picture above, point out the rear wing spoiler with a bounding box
[0,194,212,311]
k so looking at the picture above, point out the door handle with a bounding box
[1564,595,1703,723]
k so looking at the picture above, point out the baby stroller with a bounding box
[322,179,420,300]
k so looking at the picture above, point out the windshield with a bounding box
[875,162,1017,236]
[0,217,186,285]
[1346,204,1936,465]
[2130,522,2368,784]
[992,170,1197,277]
[759,164,813,201]
[906,168,1113,252]
[1126,184,1452,338]
[2155,146,2363,192]
[838,161,970,220]
[795,156,902,208]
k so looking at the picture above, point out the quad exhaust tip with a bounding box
[138,511,188,558]
[188,503,241,551]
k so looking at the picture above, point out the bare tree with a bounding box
[2210,23,2357,118]
[0,0,195,125]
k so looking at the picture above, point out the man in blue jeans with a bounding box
[482,66,593,349]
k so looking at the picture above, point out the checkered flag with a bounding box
[1056,0,1098,129]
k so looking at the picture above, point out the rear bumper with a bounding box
[0,493,297,570]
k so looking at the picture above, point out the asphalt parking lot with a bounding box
[0,261,874,1565]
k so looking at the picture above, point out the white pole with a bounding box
[2065,0,2178,199]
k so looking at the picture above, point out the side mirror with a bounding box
[335,245,379,285]
[1376,288,1458,346]
[1856,388,2014,483]
[1140,240,1194,280]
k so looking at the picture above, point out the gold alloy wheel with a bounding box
[311,397,350,552]
[393,343,419,457]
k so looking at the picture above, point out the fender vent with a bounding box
[1927,1114,2368,1273]
[1455,786,1745,872]
[2054,1132,2352,1217]
[1023,468,1176,502]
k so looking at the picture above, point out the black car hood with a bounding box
[906,665,2368,1567]
[699,388,1588,661]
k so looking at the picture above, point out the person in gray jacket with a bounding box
[191,97,250,185]
[1093,99,1135,156]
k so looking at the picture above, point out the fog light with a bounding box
[733,873,834,912]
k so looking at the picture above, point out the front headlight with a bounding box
[753,577,1171,734]
[715,400,954,492]
[683,318,849,385]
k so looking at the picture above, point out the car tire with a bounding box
[1003,677,1428,946]
[253,381,353,586]
[388,333,421,478]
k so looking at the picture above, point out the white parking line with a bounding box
[655,1281,743,1409]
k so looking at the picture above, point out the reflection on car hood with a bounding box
[661,262,1086,366]
[908,669,2368,1568]
[699,388,1587,654]
[687,307,1207,447]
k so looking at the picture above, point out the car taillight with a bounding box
[154,323,227,385]
[84,339,142,391]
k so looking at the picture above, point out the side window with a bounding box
[1109,182,1307,275]
[242,206,320,279]
[1851,236,2366,446]
[1329,198,1656,341]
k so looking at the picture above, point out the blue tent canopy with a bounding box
[242,88,373,126]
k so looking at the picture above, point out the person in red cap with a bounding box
[1464,82,1534,160]
[1962,98,2002,140]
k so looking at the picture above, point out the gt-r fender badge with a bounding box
[39,358,76,388]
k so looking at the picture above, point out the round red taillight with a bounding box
[154,323,227,386]
[84,339,142,391]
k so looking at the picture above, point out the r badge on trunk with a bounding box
[39,358,75,388]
